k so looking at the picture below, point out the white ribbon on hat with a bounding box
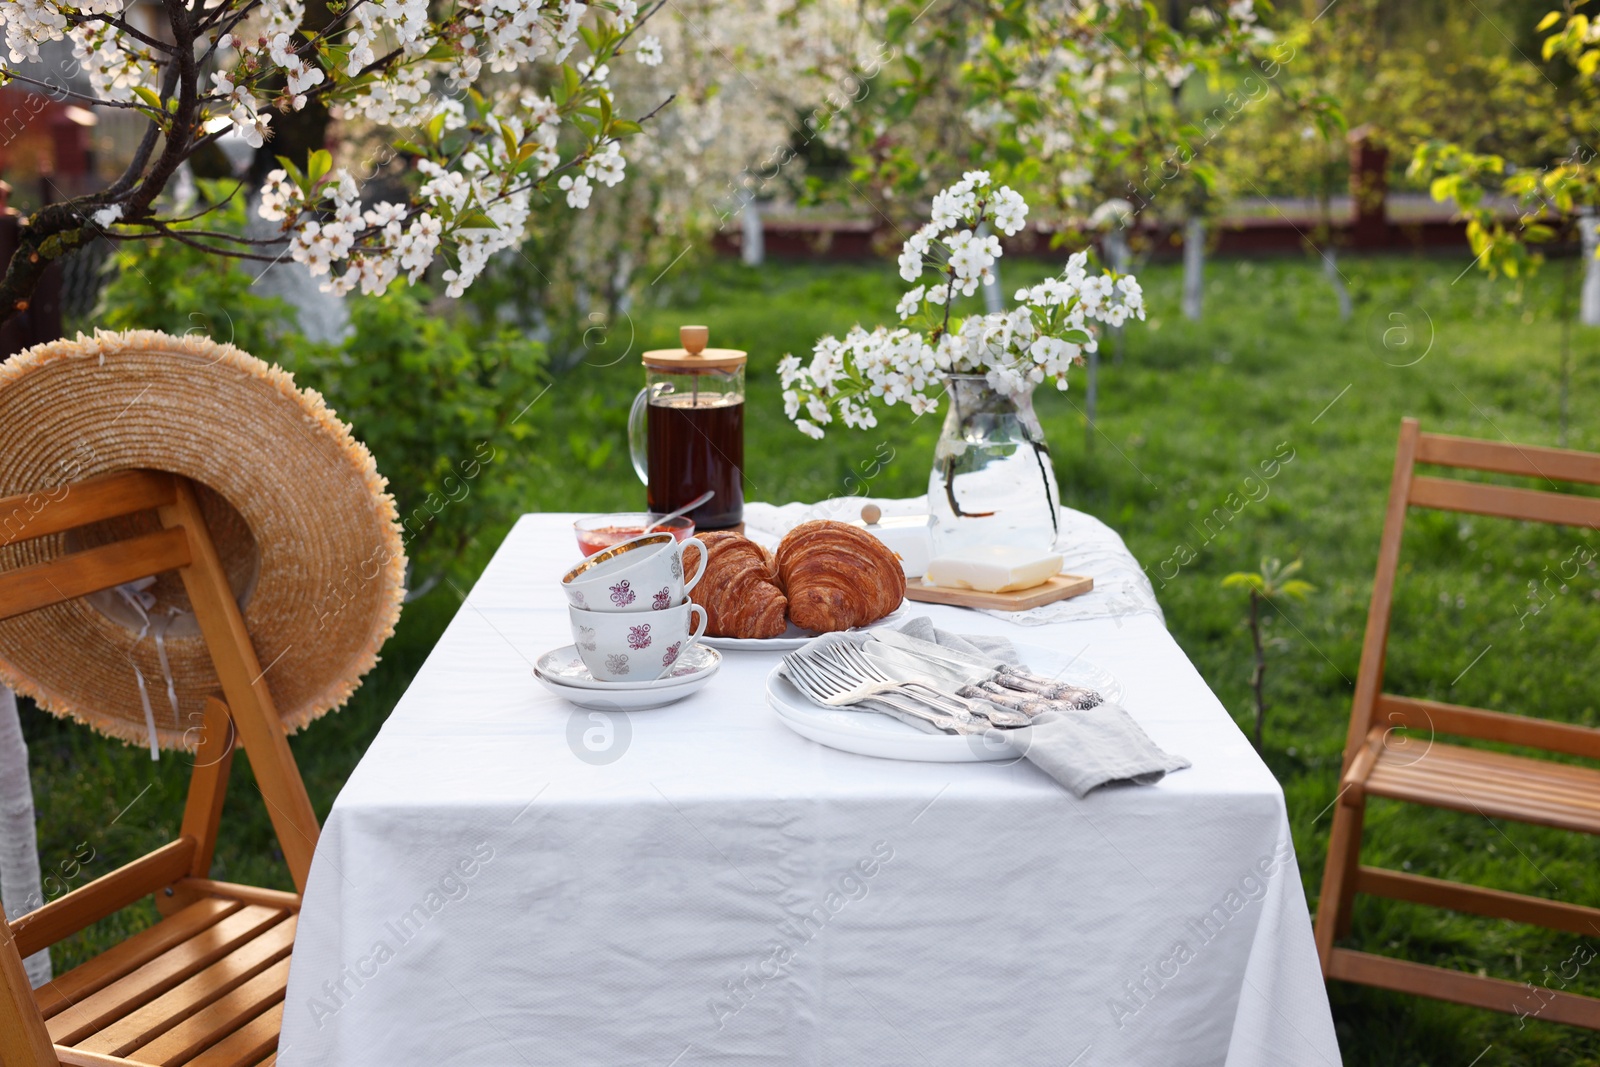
[113,578,184,761]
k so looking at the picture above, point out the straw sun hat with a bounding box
[0,329,406,751]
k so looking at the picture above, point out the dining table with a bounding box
[276,498,1342,1066]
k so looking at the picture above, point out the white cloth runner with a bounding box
[277,512,1338,1067]
[743,496,1166,628]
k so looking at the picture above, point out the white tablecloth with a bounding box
[278,507,1339,1067]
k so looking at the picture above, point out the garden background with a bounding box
[8,0,1600,1062]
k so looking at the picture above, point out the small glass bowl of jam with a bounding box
[573,513,695,557]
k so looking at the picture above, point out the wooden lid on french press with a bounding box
[641,325,748,371]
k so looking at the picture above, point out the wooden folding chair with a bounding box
[1316,417,1600,1027]
[0,469,320,1067]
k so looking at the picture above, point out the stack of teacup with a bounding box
[560,532,708,682]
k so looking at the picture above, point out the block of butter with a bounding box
[853,510,934,578]
[925,546,1064,593]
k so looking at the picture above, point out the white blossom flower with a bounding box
[635,35,662,66]
[559,173,593,208]
[896,286,925,320]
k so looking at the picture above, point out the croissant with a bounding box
[687,532,789,639]
[775,520,906,633]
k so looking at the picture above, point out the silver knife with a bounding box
[870,628,1103,706]
[860,644,1031,728]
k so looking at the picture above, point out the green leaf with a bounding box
[456,211,499,230]
[275,155,307,190]
[307,149,333,185]
[1537,10,1563,31]
[132,86,165,113]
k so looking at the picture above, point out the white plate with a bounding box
[701,602,907,651]
[535,643,720,690]
[765,641,1122,763]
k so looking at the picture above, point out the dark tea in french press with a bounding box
[628,326,746,530]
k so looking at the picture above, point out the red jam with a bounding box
[576,524,692,556]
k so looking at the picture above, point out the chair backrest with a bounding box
[0,469,320,1066]
[1344,418,1600,769]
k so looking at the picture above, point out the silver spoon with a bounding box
[646,489,714,533]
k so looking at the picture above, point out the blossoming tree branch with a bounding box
[0,0,671,321]
[779,172,1144,439]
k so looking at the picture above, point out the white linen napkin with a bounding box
[892,618,1191,797]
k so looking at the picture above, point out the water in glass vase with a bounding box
[926,376,1060,554]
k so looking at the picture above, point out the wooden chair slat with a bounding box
[47,907,287,1046]
[1355,866,1600,937]
[170,881,299,913]
[1,914,56,1066]
[159,700,239,918]
[1363,758,1600,825]
[1328,948,1600,1028]
[12,840,198,960]
[0,470,177,547]
[76,918,296,1057]
[53,1047,150,1067]
[181,1002,283,1067]
[1408,475,1600,529]
[255,1055,276,1067]
[1416,430,1600,486]
[1365,744,1600,834]
[1376,694,1600,761]
[33,901,243,1019]
[125,956,290,1066]
[1397,742,1600,793]
[0,527,193,623]
[157,480,321,893]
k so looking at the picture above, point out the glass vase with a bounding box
[926,373,1060,554]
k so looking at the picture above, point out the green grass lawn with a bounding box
[18,249,1600,1065]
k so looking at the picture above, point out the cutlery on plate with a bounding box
[781,646,987,735]
[870,629,1104,707]
[858,644,1031,727]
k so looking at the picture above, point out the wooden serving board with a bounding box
[903,572,1094,610]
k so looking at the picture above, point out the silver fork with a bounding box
[781,647,982,734]
[828,642,1031,728]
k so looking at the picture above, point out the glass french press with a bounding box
[627,325,746,531]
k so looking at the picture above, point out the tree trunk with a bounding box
[0,686,51,986]
[1248,592,1266,753]
[1105,227,1130,365]
[1322,248,1351,322]
[1580,208,1600,328]
[741,198,764,267]
[1181,216,1204,322]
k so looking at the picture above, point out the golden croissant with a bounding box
[776,520,905,632]
[687,531,789,639]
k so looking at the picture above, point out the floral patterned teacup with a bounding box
[561,531,708,613]
[568,600,708,682]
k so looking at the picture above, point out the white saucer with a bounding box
[701,602,908,651]
[535,643,720,690]
[534,643,721,710]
